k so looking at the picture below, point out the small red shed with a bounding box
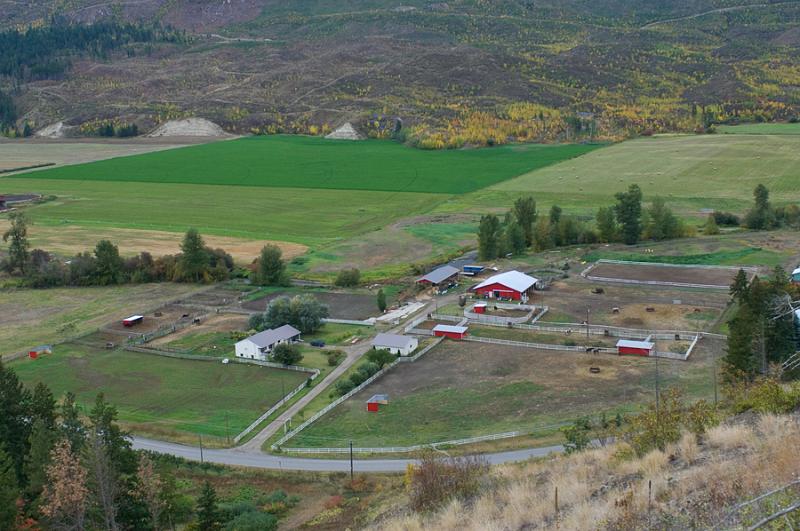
[472,302,487,314]
[367,394,389,412]
[433,324,469,340]
[28,345,52,359]
[123,315,144,327]
[617,339,654,356]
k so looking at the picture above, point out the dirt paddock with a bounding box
[585,261,745,288]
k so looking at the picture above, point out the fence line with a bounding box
[464,335,618,354]
[271,338,442,450]
[233,378,311,443]
[322,318,376,326]
[473,319,725,340]
[126,345,319,374]
[581,260,758,290]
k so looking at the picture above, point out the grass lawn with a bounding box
[165,331,237,356]
[305,323,371,346]
[8,136,602,194]
[717,123,800,135]
[0,283,201,358]
[290,339,722,448]
[10,344,309,442]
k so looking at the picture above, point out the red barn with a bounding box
[471,271,538,302]
[367,394,389,412]
[123,315,144,327]
[617,339,654,356]
[433,324,468,340]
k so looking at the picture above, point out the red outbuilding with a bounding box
[366,394,389,412]
[123,315,144,327]
[28,345,52,359]
[616,339,654,356]
[433,324,469,340]
[471,270,538,302]
[472,302,487,314]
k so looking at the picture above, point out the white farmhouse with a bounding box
[372,333,419,356]
[235,325,301,361]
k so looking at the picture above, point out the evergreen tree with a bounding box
[254,244,286,286]
[724,305,758,380]
[614,184,643,245]
[596,206,617,243]
[196,481,220,531]
[0,361,31,482]
[24,418,56,506]
[60,392,85,452]
[94,239,123,285]
[0,446,18,530]
[2,211,30,274]
[178,228,208,282]
[644,197,681,240]
[730,269,750,302]
[744,184,776,230]
[512,196,537,247]
[477,214,501,260]
[377,289,387,313]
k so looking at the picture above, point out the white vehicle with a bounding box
[221,358,230,364]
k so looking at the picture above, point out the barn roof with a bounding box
[417,265,460,284]
[433,324,468,334]
[792,267,800,276]
[245,325,301,348]
[616,339,654,350]
[372,333,416,349]
[472,270,538,293]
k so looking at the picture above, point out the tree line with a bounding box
[477,186,687,260]
[0,362,288,530]
[2,214,234,287]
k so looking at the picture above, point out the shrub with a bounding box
[729,378,800,414]
[334,268,361,287]
[366,348,396,368]
[326,350,345,366]
[334,379,355,396]
[271,343,303,366]
[407,452,488,512]
[713,211,740,226]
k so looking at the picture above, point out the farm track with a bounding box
[640,1,800,28]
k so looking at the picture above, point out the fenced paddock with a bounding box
[582,260,756,289]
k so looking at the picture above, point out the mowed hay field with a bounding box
[482,134,800,214]
[0,283,202,358]
[290,339,722,448]
[10,344,308,442]
[8,136,601,194]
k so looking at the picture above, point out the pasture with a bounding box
[10,344,309,442]
[716,123,800,135]
[0,283,202,359]
[484,134,800,214]
[8,136,601,194]
[289,338,723,448]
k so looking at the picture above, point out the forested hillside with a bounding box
[0,0,798,144]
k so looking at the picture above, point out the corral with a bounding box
[289,338,723,448]
[10,343,309,443]
[583,260,745,289]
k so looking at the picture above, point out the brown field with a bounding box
[535,279,728,331]
[243,290,379,320]
[586,261,742,288]
[0,138,194,172]
[149,313,249,347]
[103,304,200,335]
[0,220,307,264]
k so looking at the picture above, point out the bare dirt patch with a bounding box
[0,221,307,264]
[243,290,378,320]
[149,313,248,346]
[585,261,742,288]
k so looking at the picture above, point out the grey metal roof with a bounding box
[417,265,460,284]
[372,333,416,349]
[246,325,301,348]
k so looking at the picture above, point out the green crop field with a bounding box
[717,123,800,135]
[8,136,601,194]
[482,134,800,215]
[10,344,308,442]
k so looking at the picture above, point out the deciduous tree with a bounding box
[94,240,123,285]
[512,196,537,247]
[2,211,30,274]
[614,184,643,245]
[477,214,501,260]
[41,439,88,530]
[596,206,617,243]
[271,344,303,366]
[377,289,387,313]
[254,245,287,286]
[178,228,208,282]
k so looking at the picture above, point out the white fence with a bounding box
[281,430,525,454]
[233,377,313,443]
[322,318,376,326]
[271,338,442,450]
[465,335,617,354]
[582,259,758,290]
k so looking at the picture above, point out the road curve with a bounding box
[132,436,565,473]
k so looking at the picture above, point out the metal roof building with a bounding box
[417,265,460,285]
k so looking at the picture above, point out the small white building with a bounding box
[372,333,419,356]
[235,325,301,361]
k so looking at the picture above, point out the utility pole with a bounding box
[199,434,204,464]
[225,413,230,446]
[586,307,590,341]
[655,352,660,414]
[349,440,354,484]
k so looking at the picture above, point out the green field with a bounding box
[9,136,601,194]
[717,123,800,135]
[484,134,800,214]
[10,345,309,441]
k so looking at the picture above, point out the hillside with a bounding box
[1,0,799,142]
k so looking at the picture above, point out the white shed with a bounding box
[372,333,419,356]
